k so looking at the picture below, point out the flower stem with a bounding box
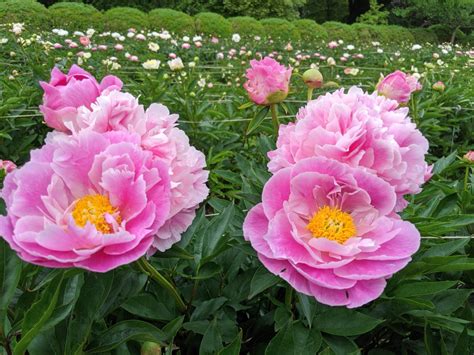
[137,257,186,312]
[270,104,279,135]
[464,166,470,192]
[307,88,314,102]
[285,287,293,309]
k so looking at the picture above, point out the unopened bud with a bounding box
[432,81,445,92]
[302,68,323,89]
[141,341,162,355]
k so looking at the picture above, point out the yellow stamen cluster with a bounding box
[307,206,356,244]
[72,194,121,234]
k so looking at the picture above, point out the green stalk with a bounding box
[307,87,314,102]
[137,257,186,312]
[464,166,470,192]
[285,287,293,309]
[270,104,279,135]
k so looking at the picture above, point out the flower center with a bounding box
[72,194,121,234]
[307,206,356,244]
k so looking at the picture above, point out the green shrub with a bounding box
[293,19,328,42]
[428,24,465,43]
[0,0,50,28]
[376,25,415,44]
[104,7,148,31]
[229,16,264,37]
[49,2,103,31]
[351,23,383,42]
[148,8,195,34]
[194,12,231,37]
[409,28,438,44]
[260,18,300,41]
[322,21,357,42]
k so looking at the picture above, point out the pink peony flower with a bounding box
[71,91,209,253]
[268,87,431,209]
[464,151,474,162]
[79,36,90,47]
[244,157,420,308]
[39,65,123,132]
[376,70,422,104]
[244,57,292,106]
[0,130,171,272]
[0,160,16,174]
[328,41,339,49]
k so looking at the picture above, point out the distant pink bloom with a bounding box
[72,91,209,253]
[0,130,171,272]
[79,36,90,47]
[328,41,339,49]
[432,81,445,92]
[211,37,219,44]
[376,70,422,104]
[39,65,123,132]
[182,43,191,49]
[244,157,420,308]
[136,34,146,41]
[69,42,78,48]
[169,53,177,59]
[114,44,124,51]
[130,55,139,62]
[195,41,202,48]
[268,87,431,209]
[53,43,62,49]
[98,45,108,51]
[0,160,16,173]
[464,151,474,162]
[244,57,292,106]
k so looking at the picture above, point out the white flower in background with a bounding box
[111,32,120,39]
[372,41,380,46]
[119,35,126,41]
[198,78,206,87]
[437,59,445,66]
[148,42,160,52]
[136,34,146,41]
[216,52,224,60]
[377,48,384,53]
[57,29,69,36]
[74,31,85,36]
[159,31,171,40]
[193,35,202,42]
[0,38,8,44]
[232,33,241,43]
[168,57,184,71]
[346,44,355,50]
[127,32,135,38]
[188,61,196,68]
[142,59,161,70]
[327,57,336,66]
[285,42,293,51]
[412,44,422,50]
[182,36,190,42]
[254,35,261,41]
[12,23,24,35]
[433,53,440,59]
[338,40,344,44]
[442,49,448,54]
[394,51,401,57]
[86,28,95,37]
[343,52,350,58]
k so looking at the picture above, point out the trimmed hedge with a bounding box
[148,8,194,34]
[104,7,149,31]
[229,16,264,37]
[49,2,103,31]
[429,24,465,43]
[323,21,357,42]
[409,28,439,44]
[260,18,300,41]
[376,25,415,44]
[0,0,50,28]
[351,23,384,42]
[194,12,231,37]
[293,19,328,42]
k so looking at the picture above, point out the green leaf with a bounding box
[316,308,383,336]
[246,106,269,135]
[248,266,279,299]
[0,240,22,336]
[432,151,457,175]
[218,330,242,355]
[453,328,469,355]
[201,203,234,261]
[297,293,315,328]
[323,334,360,355]
[432,289,472,315]
[265,321,322,354]
[392,281,458,298]
[191,297,227,321]
[65,272,114,355]
[422,238,470,258]
[199,318,223,355]
[85,320,167,353]
[121,293,175,321]
[13,272,64,355]
[162,315,184,341]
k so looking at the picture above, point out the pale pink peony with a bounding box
[0,130,171,272]
[376,70,422,104]
[72,90,209,253]
[244,157,420,308]
[243,57,292,106]
[39,65,123,132]
[0,160,16,174]
[464,151,474,162]
[79,36,90,47]
[268,87,431,209]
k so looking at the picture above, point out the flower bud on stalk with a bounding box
[302,68,323,101]
[141,341,162,355]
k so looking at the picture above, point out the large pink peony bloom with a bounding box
[39,65,123,132]
[268,87,431,210]
[376,70,422,104]
[244,157,420,308]
[243,57,292,105]
[0,130,171,272]
[73,90,209,253]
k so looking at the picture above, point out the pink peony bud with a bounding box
[432,81,445,92]
[464,151,474,163]
[243,57,292,106]
[376,70,422,104]
[0,160,16,174]
[79,36,90,47]
[302,68,323,89]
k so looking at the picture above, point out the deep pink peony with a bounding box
[268,87,431,209]
[244,157,420,308]
[39,65,123,132]
[0,130,171,272]
[243,57,292,105]
[376,70,422,104]
[72,90,209,253]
